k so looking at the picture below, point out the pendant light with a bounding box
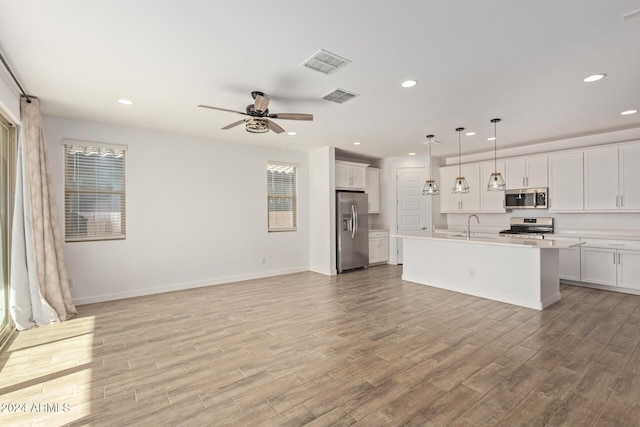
[422,134,440,195]
[487,118,506,191]
[452,127,469,193]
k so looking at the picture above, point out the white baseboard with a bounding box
[74,266,309,305]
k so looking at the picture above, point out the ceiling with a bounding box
[0,0,639,159]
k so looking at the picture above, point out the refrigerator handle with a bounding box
[351,204,356,239]
[354,204,358,237]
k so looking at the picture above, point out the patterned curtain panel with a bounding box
[10,97,77,330]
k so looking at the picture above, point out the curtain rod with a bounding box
[0,50,33,103]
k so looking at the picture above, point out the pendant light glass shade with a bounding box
[487,118,506,191]
[452,127,469,194]
[422,134,439,195]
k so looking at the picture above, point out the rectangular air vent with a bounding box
[301,49,351,75]
[322,88,359,104]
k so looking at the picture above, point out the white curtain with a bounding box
[9,97,76,330]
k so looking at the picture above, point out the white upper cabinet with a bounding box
[439,164,480,212]
[479,161,506,212]
[506,157,547,189]
[584,143,640,211]
[548,152,584,211]
[366,167,380,213]
[619,144,640,210]
[335,160,368,191]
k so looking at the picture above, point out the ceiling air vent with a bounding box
[322,88,359,104]
[301,49,351,75]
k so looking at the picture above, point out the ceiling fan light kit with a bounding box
[245,118,270,133]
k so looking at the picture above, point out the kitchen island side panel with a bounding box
[401,238,561,310]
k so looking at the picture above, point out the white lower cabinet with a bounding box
[369,230,389,265]
[580,239,640,289]
[547,237,581,281]
[618,250,640,289]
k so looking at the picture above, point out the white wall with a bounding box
[43,115,310,304]
[308,146,336,275]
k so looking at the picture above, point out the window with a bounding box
[267,162,297,232]
[64,141,126,241]
[0,111,16,343]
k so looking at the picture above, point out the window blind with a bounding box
[267,162,297,232]
[64,142,126,241]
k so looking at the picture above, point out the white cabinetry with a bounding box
[336,160,368,191]
[580,239,640,289]
[506,157,547,189]
[366,167,380,213]
[548,237,581,281]
[584,144,640,211]
[479,161,506,212]
[620,145,640,210]
[439,164,480,212]
[369,230,389,265]
[548,152,584,211]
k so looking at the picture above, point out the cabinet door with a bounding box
[526,157,548,188]
[439,166,461,212]
[480,161,506,212]
[559,247,581,281]
[335,163,351,189]
[620,145,640,210]
[584,147,618,210]
[378,237,389,263]
[549,153,583,211]
[618,250,640,289]
[366,168,380,213]
[460,164,480,212]
[581,247,617,286]
[506,160,526,189]
[368,237,378,264]
[350,165,367,190]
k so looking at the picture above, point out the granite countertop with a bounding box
[434,224,640,241]
[394,231,583,249]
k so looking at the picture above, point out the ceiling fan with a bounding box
[198,91,313,134]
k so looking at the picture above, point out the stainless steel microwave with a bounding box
[505,188,548,209]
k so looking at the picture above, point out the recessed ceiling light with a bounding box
[487,137,496,141]
[353,141,362,145]
[583,74,606,83]
[465,132,476,136]
[118,99,134,105]
[408,152,416,156]
[401,80,417,88]
[287,131,297,136]
[621,109,638,115]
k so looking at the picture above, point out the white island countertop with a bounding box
[395,231,584,249]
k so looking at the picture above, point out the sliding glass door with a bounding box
[0,112,16,346]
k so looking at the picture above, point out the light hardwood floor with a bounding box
[2,265,640,426]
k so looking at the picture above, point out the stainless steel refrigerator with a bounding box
[336,191,369,273]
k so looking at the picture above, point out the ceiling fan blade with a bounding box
[198,104,247,115]
[221,119,246,130]
[253,95,270,113]
[623,8,640,19]
[268,113,313,121]
[267,119,285,134]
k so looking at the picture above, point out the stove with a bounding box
[499,217,554,239]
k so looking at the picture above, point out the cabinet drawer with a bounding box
[581,238,640,251]
[369,231,388,239]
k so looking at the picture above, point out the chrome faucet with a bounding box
[467,214,479,240]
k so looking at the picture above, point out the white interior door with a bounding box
[397,167,429,264]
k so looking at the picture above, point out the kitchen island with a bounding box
[397,232,583,310]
